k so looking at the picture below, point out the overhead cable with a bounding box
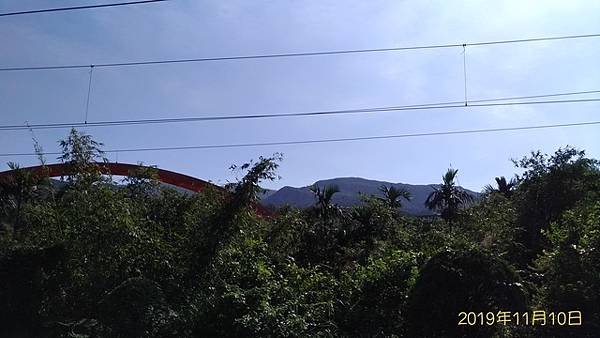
[1,33,599,71]
[0,0,170,17]
[1,91,599,131]
[1,120,598,157]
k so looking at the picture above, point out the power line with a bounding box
[1,90,599,131]
[462,44,468,105]
[1,120,598,157]
[84,66,95,123]
[1,33,599,71]
[466,89,600,103]
[0,0,170,17]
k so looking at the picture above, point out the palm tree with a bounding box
[483,176,516,198]
[378,185,411,209]
[425,168,474,223]
[310,184,340,223]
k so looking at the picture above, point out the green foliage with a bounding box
[532,199,600,336]
[406,249,528,337]
[338,250,419,336]
[467,193,525,262]
[228,153,283,205]
[97,277,179,337]
[425,168,474,224]
[1,132,598,337]
[512,146,600,260]
[0,161,52,230]
[193,216,338,337]
[483,176,517,198]
[309,184,341,224]
[58,128,108,186]
[377,184,411,209]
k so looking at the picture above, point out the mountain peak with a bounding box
[262,177,479,216]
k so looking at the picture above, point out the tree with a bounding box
[58,128,107,185]
[532,200,600,336]
[425,168,473,224]
[227,153,283,208]
[406,249,527,337]
[512,147,600,259]
[377,185,411,209]
[483,176,516,198]
[194,154,283,276]
[4,129,600,337]
[310,184,340,223]
[468,193,524,263]
[0,162,50,229]
[338,250,418,336]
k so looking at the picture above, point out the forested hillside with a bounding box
[261,177,480,216]
[1,129,599,337]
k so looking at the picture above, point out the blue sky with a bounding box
[1,0,599,190]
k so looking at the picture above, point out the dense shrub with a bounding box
[0,132,598,337]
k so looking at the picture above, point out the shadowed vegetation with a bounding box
[0,130,598,337]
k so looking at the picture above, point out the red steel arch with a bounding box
[0,162,272,216]
[0,162,216,193]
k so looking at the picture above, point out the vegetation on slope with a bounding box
[0,129,598,337]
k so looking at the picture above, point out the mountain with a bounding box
[50,177,479,216]
[261,177,480,216]
[258,188,277,200]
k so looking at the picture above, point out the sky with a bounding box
[1,0,599,191]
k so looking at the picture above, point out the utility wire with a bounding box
[84,66,95,123]
[1,120,598,157]
[1,33,599,72]
[466,89,600,103]
[462,44,468,105]
[1,90,599,131]
[0,0,170,17]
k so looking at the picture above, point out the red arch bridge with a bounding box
[0,162,271,216]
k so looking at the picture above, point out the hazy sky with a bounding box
[1,0,599,190]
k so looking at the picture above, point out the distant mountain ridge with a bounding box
[50,177,479,216]
[261,177,480,216]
